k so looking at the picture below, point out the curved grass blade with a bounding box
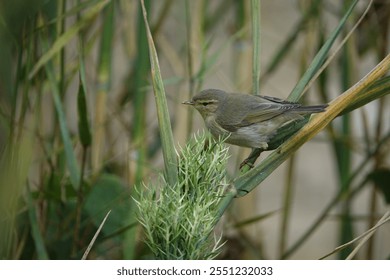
[140,0,178,186]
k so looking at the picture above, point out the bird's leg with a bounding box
[239,148,263,170]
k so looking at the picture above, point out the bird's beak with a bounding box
[182,100,194,105]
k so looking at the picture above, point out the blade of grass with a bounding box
[44,55,81,190]
[319,210,390,260]
[123,0,150,259]
[140,0,178,186]
[77,63,91,148]
[232,209,280,228]
[251,0,260,94]
[300,0,373,98]
[26,184,49,259]
[81,210,111,260]
[346,210,390,260]
[279,156,295,257]
[288,0,358,102]
[337,2,355,257]
[185,0,204,138]
[91,0,114,172]
[124,0,150,185]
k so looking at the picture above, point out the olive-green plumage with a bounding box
[183,89,327,149]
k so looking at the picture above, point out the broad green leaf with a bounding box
[84,174,133,236]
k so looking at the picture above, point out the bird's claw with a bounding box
[239,159,254,170]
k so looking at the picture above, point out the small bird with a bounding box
[183,89,327,150]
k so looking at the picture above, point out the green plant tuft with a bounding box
[134,132,230,260]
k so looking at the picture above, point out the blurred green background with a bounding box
[0,0,389,259]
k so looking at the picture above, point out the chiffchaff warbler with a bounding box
[183,89,327,150]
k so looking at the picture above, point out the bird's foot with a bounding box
[239,148,264,171]
[239,159,254,170]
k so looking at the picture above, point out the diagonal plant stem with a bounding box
[345,210,390,260]
[319,210,390,260]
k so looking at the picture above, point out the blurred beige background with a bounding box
[67,0,390,259]
[166,0,389,259]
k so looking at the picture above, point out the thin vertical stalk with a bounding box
[230,1,260,257]
[279,155,295,257]
[251,0,260,94]
[58,0,66,98]
[185,0,204,139]
[366,4,390,258]
[232,0,251,171]
[92,1,114,173]
[278,0,315,257]
[124,0,151,259]
[130,0,150,185]
[232,0,251,92]
[43,39,81,190]
[185,0,194,139]
[337,0,355,258]
[72,6,92,255]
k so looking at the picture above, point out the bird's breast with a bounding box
[204,116,229,136]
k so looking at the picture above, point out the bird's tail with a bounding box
[296,104,328,113]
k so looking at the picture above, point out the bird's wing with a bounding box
[259,95,297,105]
[239,96,301,126]
[217,94,301,132]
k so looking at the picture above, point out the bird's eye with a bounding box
[201,102,211,106]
